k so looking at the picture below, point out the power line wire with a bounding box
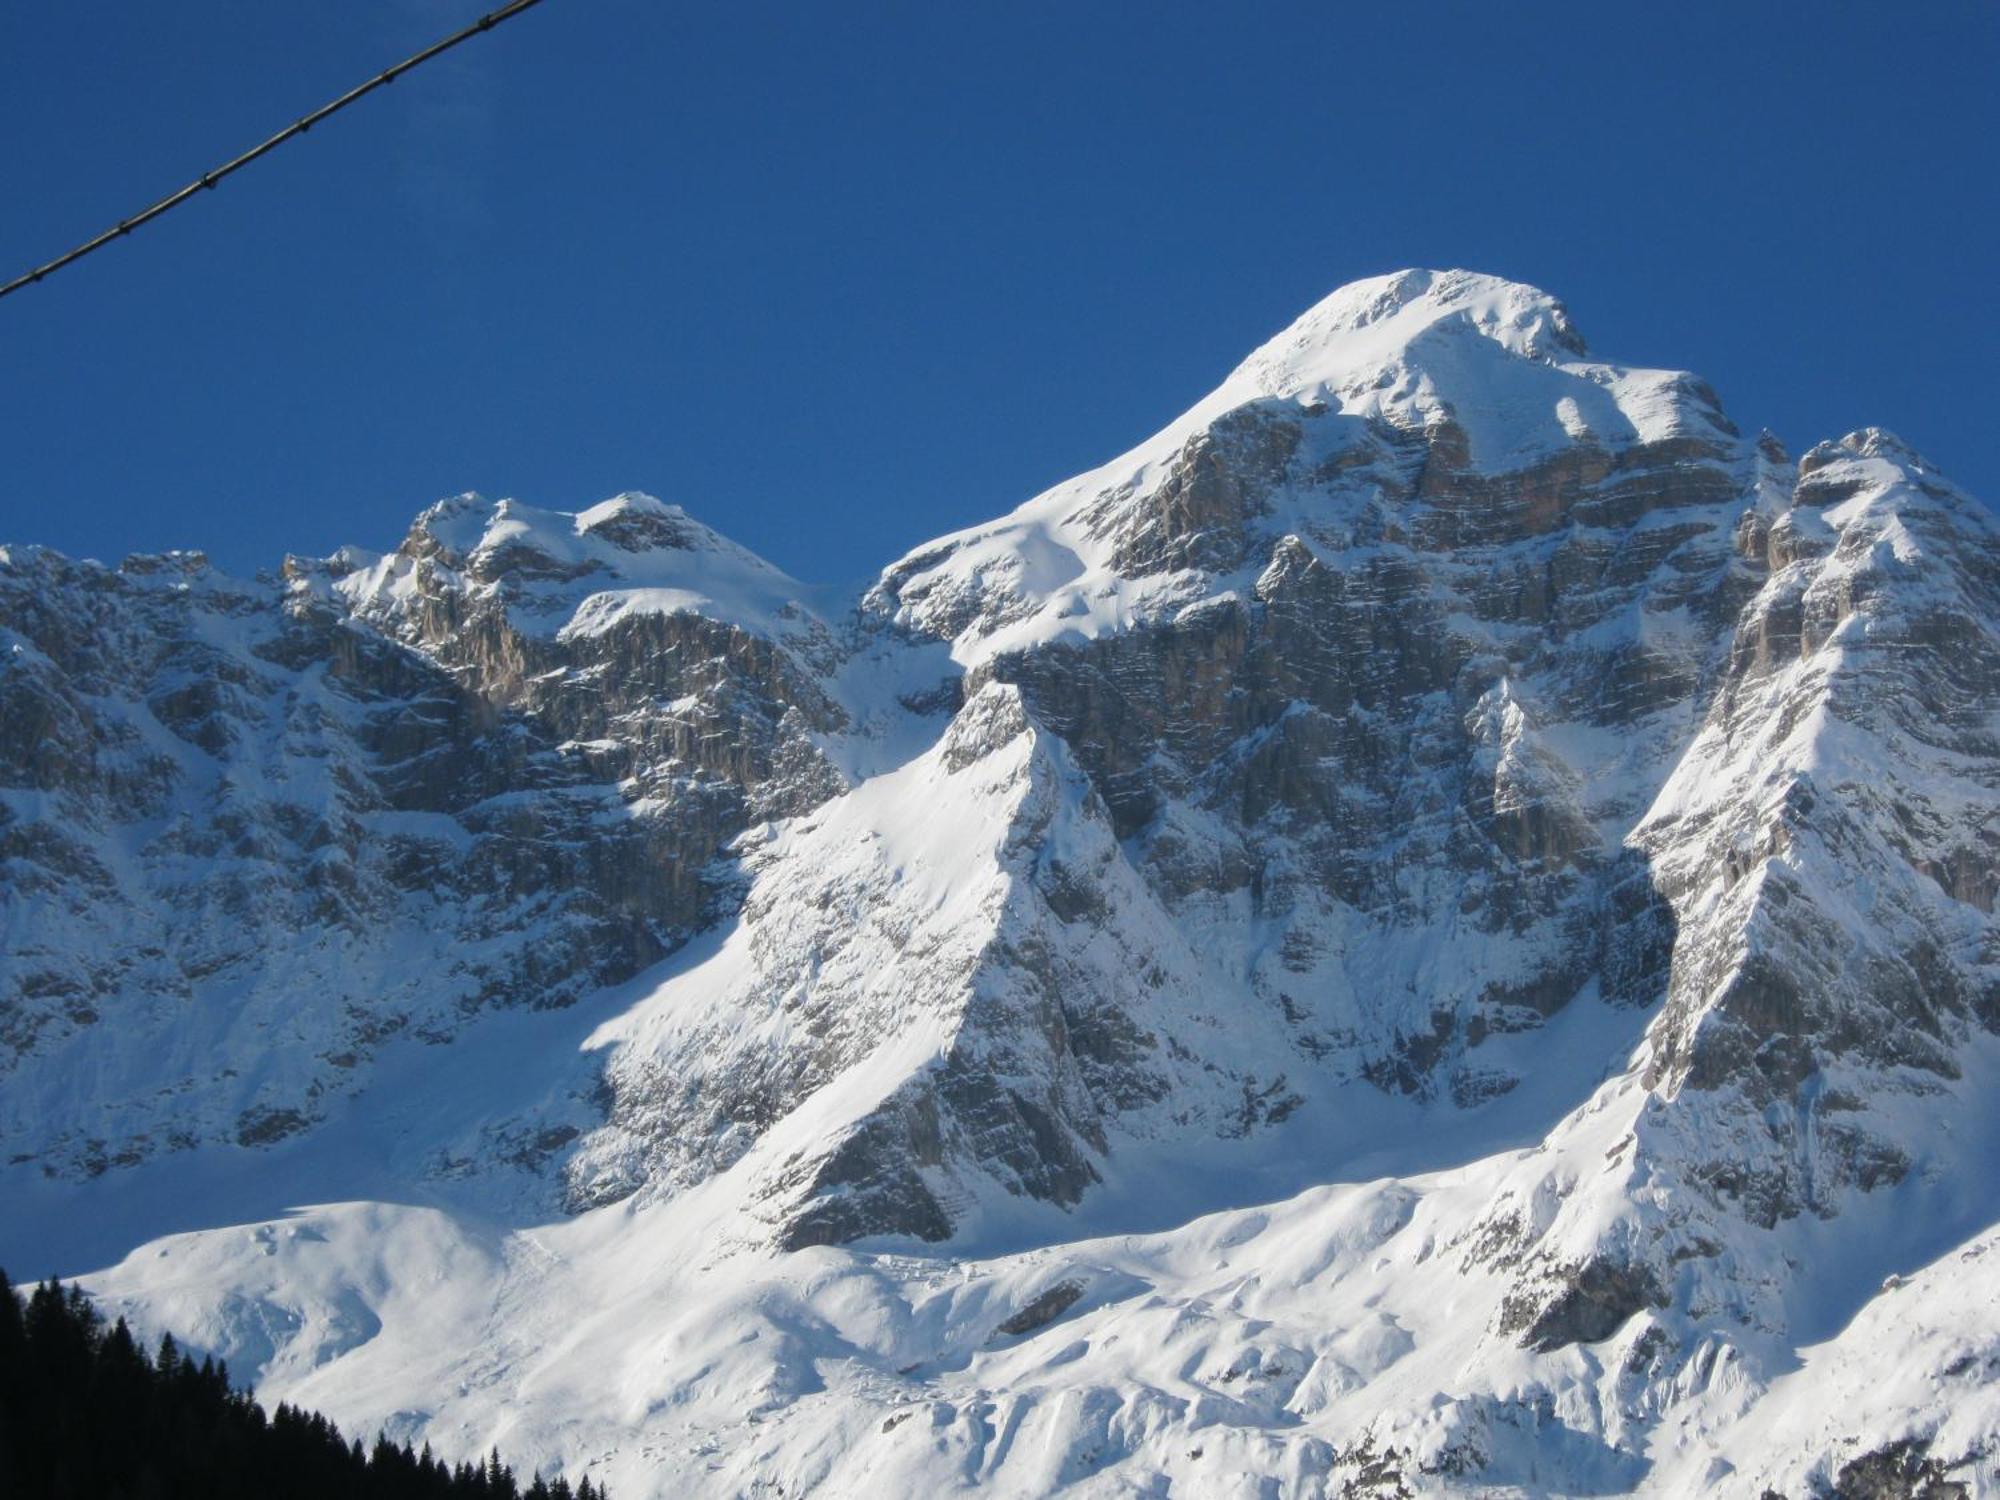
[0,0,553,304]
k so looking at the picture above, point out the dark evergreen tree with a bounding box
[0,1267,604,1500]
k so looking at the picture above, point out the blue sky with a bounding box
[1,1,1994,583]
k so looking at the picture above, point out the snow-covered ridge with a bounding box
[326,489,827,644]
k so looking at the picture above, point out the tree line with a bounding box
[0,1267,607,1500]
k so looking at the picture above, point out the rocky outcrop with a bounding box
[1829,1439,1973,1500]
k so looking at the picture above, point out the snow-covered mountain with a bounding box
[4,269,1996,1497]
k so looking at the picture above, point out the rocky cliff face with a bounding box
[3,270,1996,1498]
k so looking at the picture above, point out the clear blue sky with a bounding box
[2,1,1995,584]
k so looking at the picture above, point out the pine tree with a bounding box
[0,1266,22,1355]
[1,1266,607,1500]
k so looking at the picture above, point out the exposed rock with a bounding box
[1499,1257,1668,1352]
[994,1279,1086,1338]
[1830,1439,1972,1500]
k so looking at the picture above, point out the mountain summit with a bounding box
[3,272,1997,1498]
[870,267,1742,665]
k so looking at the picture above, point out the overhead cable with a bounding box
[0,0,553,303]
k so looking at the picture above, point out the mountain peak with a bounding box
[873,271,1731,663]
[390,491,781,579]
[1218,268,1588,408]
[574,491,686,542]
[1801,426,1934,478]
[327,491,823,643]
